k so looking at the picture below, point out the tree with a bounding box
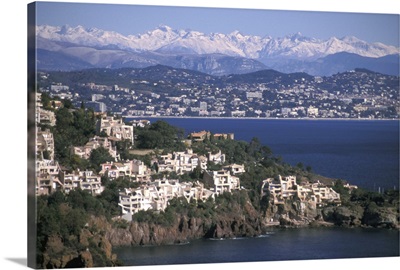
[190,165,203,180]
[260,193,270,213]
[296,162,304,171]
[261,145,273,158]
[149,120,185,148]
[53,102,97,164]
[246,137,262,158]
[63,99,73,109]
[89,147,114,172]
[332,179,350,204]
[135,120,186,150]
[39,92,52,110]
[136,129,163,149]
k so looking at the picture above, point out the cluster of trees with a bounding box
[190,134,315,190]
[134,120,186,151]
[39,93,124,173]
[332,179,399,208]
[36,189,121,267]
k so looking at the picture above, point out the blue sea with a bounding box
[118,118,400,267]
[114,227,399,266]
[129,117,399,190]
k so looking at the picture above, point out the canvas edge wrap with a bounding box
[28,2,37,269]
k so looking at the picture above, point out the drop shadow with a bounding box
[5,258,27,267]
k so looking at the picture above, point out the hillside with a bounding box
[34,97,399,268]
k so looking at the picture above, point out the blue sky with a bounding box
[35,1,399,46]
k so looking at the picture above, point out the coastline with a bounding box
[124,115,399,121]
[109,216,398,249]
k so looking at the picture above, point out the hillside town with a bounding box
[37,67,399,120]
[36,92,349,222]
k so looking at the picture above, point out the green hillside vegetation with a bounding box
[36,97,399,268]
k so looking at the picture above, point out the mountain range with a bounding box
[36,24,400,76]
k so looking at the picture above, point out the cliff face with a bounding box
[39,216,119,268]
[262,199,399,229]
[264,199,319,227]
[106,197,399,248]
[37,197,398,268]
[322,204,399,229]
[107,200,263,247]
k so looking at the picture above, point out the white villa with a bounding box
[36,93,56,126]
[99,159,152,182]
[156,149,208,175]
[207,150,226,165]
[97,116,134,144]
[203,169,241,195]
[118,179,214,220]
[222,163,245,175]
[61,170,103,195]
[71,136,118,160]
[261,175,341,207]
[37,128,55,161]
[36,160,63,195]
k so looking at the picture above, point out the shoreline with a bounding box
[111,221,398,249]
[123,115,399,121]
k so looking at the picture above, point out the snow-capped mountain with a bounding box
[37,24,398,59]
[36,24,400,76]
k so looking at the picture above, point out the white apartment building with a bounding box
[97,116,134,144]
[36,160,63,195]
[205,170,240,195]
[37,128,55,161]
[157,149,207,175]
[100,159,152,182]
[61,170,103,195]
[222,163,245,175]
[261,175,341,206]
[71,136,118,160]
[207,150,226,165]
[118,179,214,220]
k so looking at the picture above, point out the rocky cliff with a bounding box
[39,216,120,268]
[104,196,399,249]
[37,193,399,268]
[106,199,264,247]
[322,204,399,229]
[262,199,399,229]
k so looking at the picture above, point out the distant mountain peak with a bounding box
[36,24,400,76]
[157,24,174,32]
[291,32,303,37]
[37,24,399,60]
[57,24,69,34]
[230,30,244,36]
[341,35,363,43]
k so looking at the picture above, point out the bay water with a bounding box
[114,227,399,266]
[129,118,399,190]
[118,118,399,266]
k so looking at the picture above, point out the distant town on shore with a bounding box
[37,66,399,120]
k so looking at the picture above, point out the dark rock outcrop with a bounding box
[106,200,263,247]
[362,205,399,228]
[322,205,364,226]
[39,216,119,268]
[88,197,399,255]
[322,204,399,229]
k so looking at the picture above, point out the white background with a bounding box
[0,1,398,269]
